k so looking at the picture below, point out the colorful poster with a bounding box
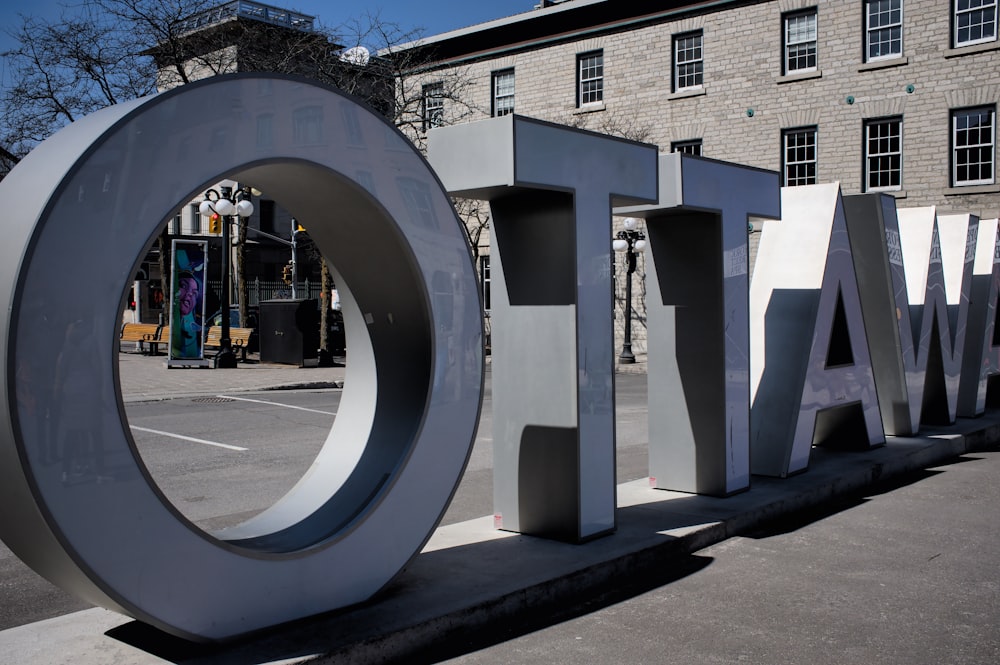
[168,240,208,363]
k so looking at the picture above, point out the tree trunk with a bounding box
[317,260,334,366]
[157,226,171,325]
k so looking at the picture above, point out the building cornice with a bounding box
[387,0,761,71]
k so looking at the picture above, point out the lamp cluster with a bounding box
[612,217,647,255]
[199,186,254,231]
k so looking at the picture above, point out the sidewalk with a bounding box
[116,350,346,402]
[1,352,997,663]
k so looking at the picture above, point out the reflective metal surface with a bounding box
[750,184,884,477]
[429,115,657,541]
[0,74,483,641]
[895,208,976,426]
[616,153,780,495]
[844,198,979,432]
[958,218,1000,416]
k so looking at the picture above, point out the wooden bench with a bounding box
[153,326,170,356]
[204,326,255,361]
[119,323,162,354]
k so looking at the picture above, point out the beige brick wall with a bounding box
[410,0,1000,359]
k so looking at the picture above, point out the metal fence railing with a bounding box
[206,278,318,310]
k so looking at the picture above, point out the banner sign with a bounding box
[167,240,208,365]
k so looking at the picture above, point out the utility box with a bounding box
[259,299,319,366]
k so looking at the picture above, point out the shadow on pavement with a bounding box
[106,549,715,665]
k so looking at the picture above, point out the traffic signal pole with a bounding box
[239,221,302,296]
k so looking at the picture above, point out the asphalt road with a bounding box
[0,373,651,632]
[420,451,1000,665]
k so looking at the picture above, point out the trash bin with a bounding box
[258,299,319,366]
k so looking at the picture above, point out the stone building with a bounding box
[394,0,1000,359]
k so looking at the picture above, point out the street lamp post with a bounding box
[290,218,302,300]
[199,185,254,369]
[612,217,647,364]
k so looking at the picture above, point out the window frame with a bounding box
[291,105,323,145]
[491,68,515,117]
[576,50,604,107]
[671,139,703,156]
[864,116,903,192]
[672,31,704,92]
[865,0,903,62]
[422,82,445,132]
[187,204,200,235]
[954,0,998,48]
[951,106,996,187]
[782,126,819,187]
[783,9,818,74]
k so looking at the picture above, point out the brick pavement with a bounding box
[116,350,346,402]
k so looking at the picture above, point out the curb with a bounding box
[312,427,996,664]
[264,381,343,391]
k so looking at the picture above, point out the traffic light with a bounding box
[282,263,293,285]
[208,214,222,235]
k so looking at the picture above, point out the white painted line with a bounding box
[218,395,337,416]
[129,426,248,451]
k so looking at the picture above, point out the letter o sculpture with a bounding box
[0,74,483,641]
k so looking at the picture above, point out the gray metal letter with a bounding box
[429,115,657,541]
[958,217,1000,416]
[616,153,780,495]
[0,74,483,641]
[750,184,884,477]
[844,197,977,433]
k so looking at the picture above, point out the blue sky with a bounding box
[0,0,532,53]
[0,1,535,88]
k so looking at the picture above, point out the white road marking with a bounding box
[129,426,248,451]
[218,395,337,416]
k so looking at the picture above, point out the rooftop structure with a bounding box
[174,0,314,36]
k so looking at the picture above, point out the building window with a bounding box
[172,212,182,236]
[292,105,323,145]
[866,0,903,61]
[952,106,995,186]
[422,82,444,131]
[492,69,515,117]
[256,113,274,149]
[954,0,998,47]
[577,50,603,107]
[432,271,454,330]
[397,177,439,229]
[480,255,491,311]
[671,139,703,155]
[783,127,818,186]
[784,9,818,73]
[865,117,902,191]
[673,31,703,91]
[258,199,276,236]
[188,204,201,234]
